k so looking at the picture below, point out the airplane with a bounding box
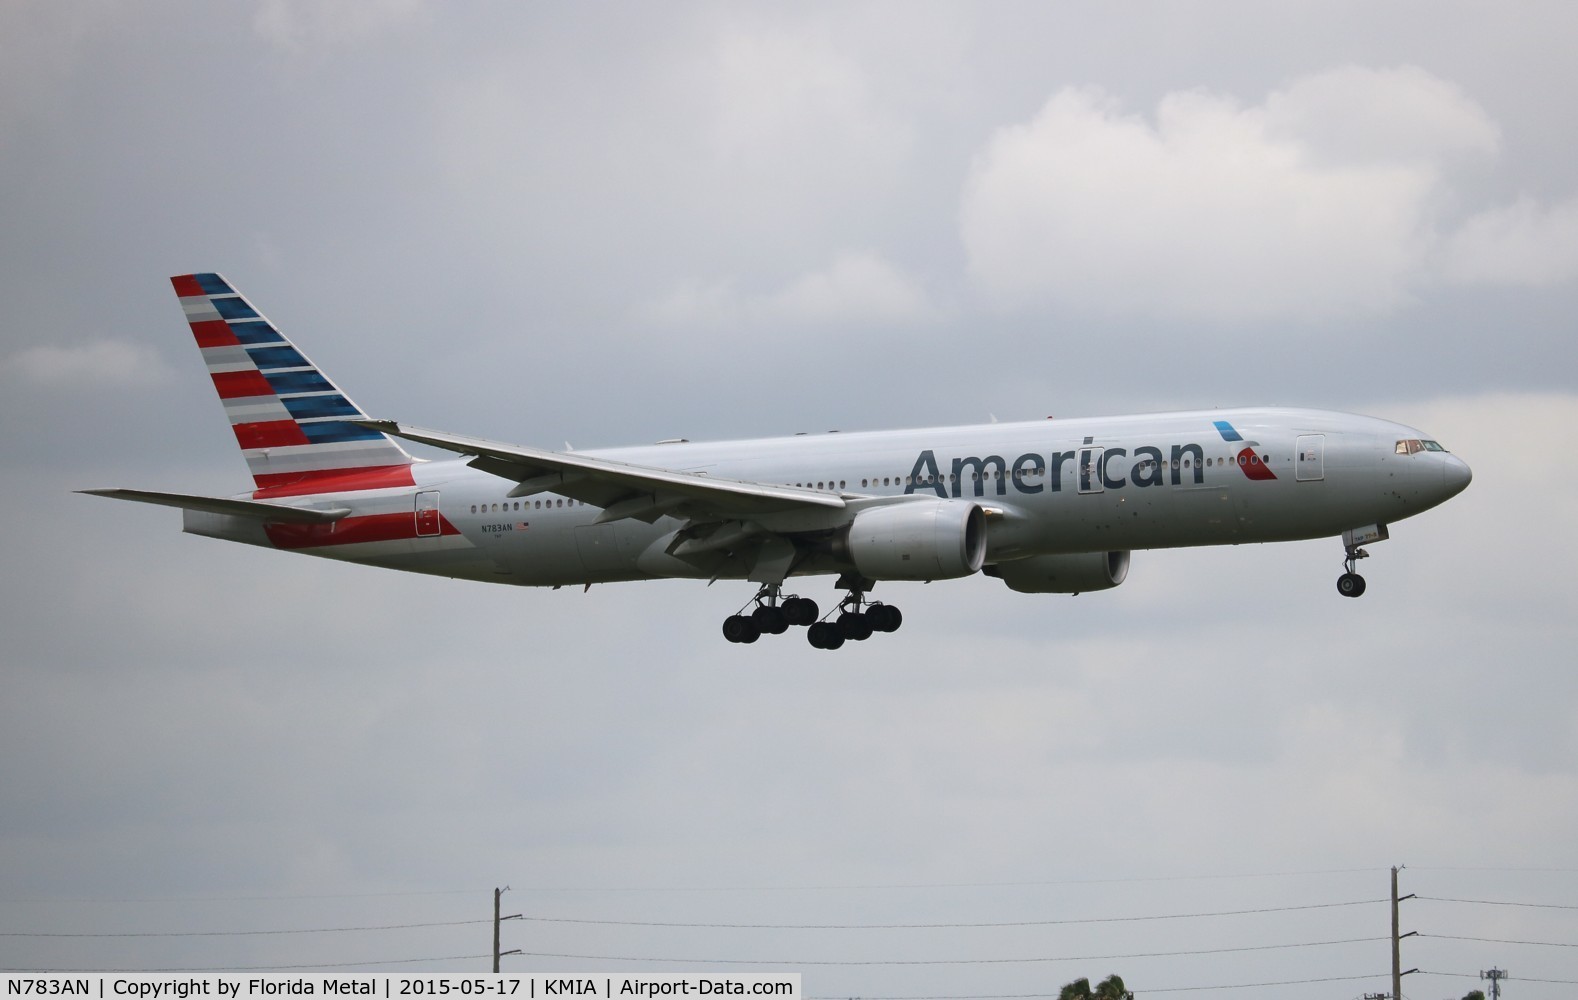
[82,273,1473,650]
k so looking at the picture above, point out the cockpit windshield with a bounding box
[1395,439,1448,455]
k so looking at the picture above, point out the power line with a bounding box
[519,898,1384,930]
[1424,933,1578,948]
[511,935,1386,966]
[1420,971,1578,985]
[1421,895,1578,910]
[507,867,1385,893]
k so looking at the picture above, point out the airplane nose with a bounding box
[1442,454,1472,497]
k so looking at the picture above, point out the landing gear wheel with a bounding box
[866,604,902,633]
[838,611,874,641]
[807,621,845,650]
[783,597,819,627]
[752,605,789,635]
[1337,572,1367,598]
[722,614,762,643]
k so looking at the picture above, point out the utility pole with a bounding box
[1481,968,1508,1000]
[1391,866,1418,1000]
[493,886,522,972]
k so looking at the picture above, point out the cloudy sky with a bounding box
[3,1,1576,995]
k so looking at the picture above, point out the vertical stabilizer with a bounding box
[171,273,414,497]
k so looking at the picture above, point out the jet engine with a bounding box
[840,500,987,581]
[985,550,1130,594]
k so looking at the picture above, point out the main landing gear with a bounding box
[720,577,903,650]
[807,582,903,650]
[722,584,819,644]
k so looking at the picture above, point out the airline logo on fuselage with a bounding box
[903,423,1276,499]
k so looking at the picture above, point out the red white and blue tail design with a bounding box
[172,273,415,497]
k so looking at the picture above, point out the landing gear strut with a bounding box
[722,584,819,644]
[1337,544,1368,598]
[1335,525,1389,598]
[807,575,902,651]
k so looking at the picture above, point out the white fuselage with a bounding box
[183,406,1472,589]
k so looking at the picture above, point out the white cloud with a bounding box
[642,250,938,331]
[1260,64,1500,167]
[2,339,172,388]
[961,66,1572,324]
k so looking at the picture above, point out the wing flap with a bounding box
[79,489,350,524]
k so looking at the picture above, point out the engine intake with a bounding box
[985,551,1130,594]
[842,500,987,581]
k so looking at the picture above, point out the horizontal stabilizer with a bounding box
[78,489,350,524]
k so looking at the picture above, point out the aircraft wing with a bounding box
[79,489,351,524]
[357,420,848,522]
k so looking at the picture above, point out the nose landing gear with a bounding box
[1337,538,1369,598]
[1335,525,1388,598]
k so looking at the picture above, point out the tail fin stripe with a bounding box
[189,319,238,348]
[224,398,292,423]
[263,370,336,394]
[181,299,222,323]
[254,465,414,497]
[194,273,233,295]
[171,274,206,298]
[228,321,285,345]
[211,297,260,321]
[247,345,311,370]
[236,421,311,450]
[282,395,360,419]
[201,345,253,369]
[212,370,276,399]
[300,421,388,444]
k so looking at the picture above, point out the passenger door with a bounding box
[415,490,441,537]
[1296,435,1325,482]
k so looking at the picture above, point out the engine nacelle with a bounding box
[985,551,1131,594]
[842,500,987,581]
